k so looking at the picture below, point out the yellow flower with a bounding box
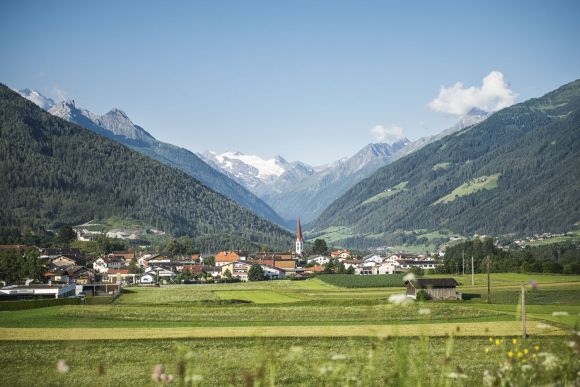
[489,337,493,343]
[517,351,523,358]
[495,339,502,346]
[512,338,517,345]
[485,347,490,353]
[508,351,514,358]
[524,348,529,354]
[534,345,540,351]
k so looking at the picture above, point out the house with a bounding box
[342,259,362,271]
[307,256,331,265]
[144,266,176,283]
[44,266,94,284]
[220,261,252,281]
[331,249,352,259]
[251,258,297,269]
[92,255,126,273]
[302,265,325,274]
[260,265,287,279]
[395,260,437,271]
[404,278,461,300]
[215,251,242,266]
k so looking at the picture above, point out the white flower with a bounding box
[331,354,348,361]
[418,308,431,315]
[552,311,569,316]
[539,352,559,371]
[56,359,70,373]
[446,372,468,379]
[403,272,416,282]
[567,341,576,348]
[482,370,496,387]
[388,294,412,305]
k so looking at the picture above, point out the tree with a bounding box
[311,239,329,255]
[337,262,346,274]
[346,265,355,274]
[409,266,424,276]
[202,256,215,266]
[57,226,76,246]
[0,247,42,284]
[127,258,139,274]
[248,264,266,281]
[94,235,126,255]
[223,269,232,279]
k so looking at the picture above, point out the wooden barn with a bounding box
[405,278,461,300]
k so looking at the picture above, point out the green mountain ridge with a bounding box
[308,80,580,248]
[0,85,293,251]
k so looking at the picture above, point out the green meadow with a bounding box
[0,274,578,386]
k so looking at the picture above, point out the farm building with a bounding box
[404,278,461,300]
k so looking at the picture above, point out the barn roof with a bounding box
[405,278,459,288]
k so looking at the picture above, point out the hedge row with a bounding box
[0,297,81,311]
[317,274,406,288]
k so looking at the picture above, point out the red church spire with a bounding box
[296,218,303,241]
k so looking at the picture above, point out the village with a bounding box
[0,219,443,300]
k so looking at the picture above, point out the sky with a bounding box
[1,1,579,165]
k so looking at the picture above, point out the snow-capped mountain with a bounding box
[202,139,410,224]
[200,151,316,189]
[17,88,55,110]
[17,88,287,227]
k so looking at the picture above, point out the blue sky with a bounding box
[1,1,579,165]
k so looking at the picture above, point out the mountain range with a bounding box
[0,84,293,252]
[15,91,286,228]
[201,109,490,225]
[308,80,580,248]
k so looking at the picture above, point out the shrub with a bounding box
[415,290,431,301]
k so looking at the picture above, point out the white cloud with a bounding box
[428,71,517,116]
[370,124,406,144]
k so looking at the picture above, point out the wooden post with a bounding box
[521,283,526,339]
[487,257,491,304]
[471,256,475,286]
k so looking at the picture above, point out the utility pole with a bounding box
[462,248,465,276]
[521,283,526,339]
[487,256,491,304]
[471,256,475,286]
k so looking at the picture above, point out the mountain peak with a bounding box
[16,88,56,110]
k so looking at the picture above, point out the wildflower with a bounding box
[186,375,203,383]
[483,370,496,387]
[507,351,514,358]
[418,308,431,315]
[485,347,490,353]
[521,364,532,371]
[446,372,468,379]
[524,348,529,354]
[539,352,559,371]
[403,272,416,282]
[534,345,540,351]
[567,341,576,348]
[517,351,523,358]
[488,336,493,343]
[528,280,538,289]
[388,294,411,305]
[512,338,517,345]
[152,364,164,383]
[319,366,333,375]
[552,311,569,316]
[330,354,348,361]
[56,359,70,373]
[495,339,502,346]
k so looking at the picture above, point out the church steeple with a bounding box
[295,218,304,256]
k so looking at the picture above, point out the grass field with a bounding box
[433,173,502,204]
[0,273,578,385]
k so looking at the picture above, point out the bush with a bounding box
[415,289,431,301]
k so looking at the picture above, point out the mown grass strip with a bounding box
[0,321,566,341]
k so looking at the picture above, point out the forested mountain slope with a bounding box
[309,80,580,248]
[0,85,293,251]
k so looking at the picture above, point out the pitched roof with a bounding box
[405,278,459,288]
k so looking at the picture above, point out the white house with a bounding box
[92,256,126,274]
[307,256,331,265]
[260,265,286,280]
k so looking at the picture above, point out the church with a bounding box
[295,218,304,256]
